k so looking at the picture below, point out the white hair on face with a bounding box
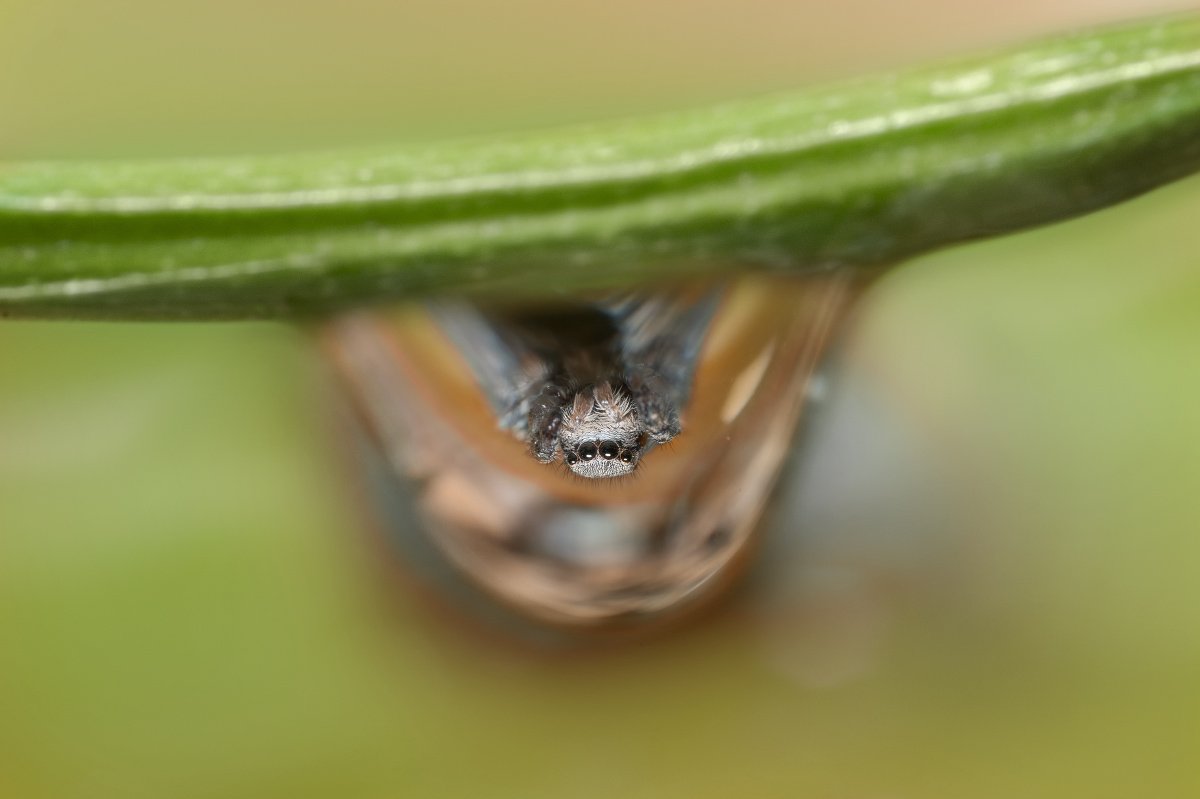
[558,382,641,450]
[568,455,636,479]
[593,381,636,424]
[568,391,593,428]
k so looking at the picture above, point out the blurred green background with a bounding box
[2,1,1199,797]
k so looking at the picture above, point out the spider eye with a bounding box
[619,450,634,464]
[565,451,579,466]
[599,441,620,460]
[579,442,597,460]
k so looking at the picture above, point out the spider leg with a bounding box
[526,374,572,462]
[625,364,681,445]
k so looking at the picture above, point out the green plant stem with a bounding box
[2,14,1200,319]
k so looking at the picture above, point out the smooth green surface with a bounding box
[2,14,1200,318]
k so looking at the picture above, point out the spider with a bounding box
[432,291,720,479]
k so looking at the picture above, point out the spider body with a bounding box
[434,292,717,479]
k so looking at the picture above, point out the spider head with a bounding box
[558,382,643,479]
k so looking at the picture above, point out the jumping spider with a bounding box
[434,292,719,479]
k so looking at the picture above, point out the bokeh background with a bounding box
[2,1,1199,797]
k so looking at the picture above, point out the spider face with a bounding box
[557,382,642,478]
